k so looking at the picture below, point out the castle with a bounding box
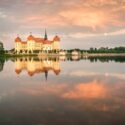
[15,30,60,54]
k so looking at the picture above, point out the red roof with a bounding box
[27,35,34,41]
[53,36,60,41]
[27,36,47,43]
[22,41,27,44]
[15,34,60,44]
[43,40,53,44]
[35,38,44,43]
[15,37,22,42]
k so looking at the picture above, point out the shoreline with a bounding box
[1,53,125,58]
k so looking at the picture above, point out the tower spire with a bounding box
[44,29,48,40]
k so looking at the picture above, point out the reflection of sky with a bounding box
[0,60,125,125]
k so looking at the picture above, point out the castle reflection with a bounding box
[14,57,61,78]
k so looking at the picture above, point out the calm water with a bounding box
[0,56,125,125]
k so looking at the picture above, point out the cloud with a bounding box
[18,0,125,33]
[58,0,125,31]
[105,29,125,36]
[26,0,54,4]
[59,8,107,30]
[69,70,125,80]
[67,32,100,38]
[0,0,125,49]
[0,11,6,18]
[19,15,66,28]
[1,0,125,31]
[62,81,107,99]
[65,28,125,39]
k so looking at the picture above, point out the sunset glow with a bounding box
[0,0,125,49]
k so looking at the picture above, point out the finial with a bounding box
[30,32,32,35]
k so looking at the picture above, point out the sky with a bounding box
[0,0,125,49]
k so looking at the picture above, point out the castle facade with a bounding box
[15,30,60,54]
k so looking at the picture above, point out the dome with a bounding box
[15,37,22,42]
[53,36,60,41]
[27,35,34,41]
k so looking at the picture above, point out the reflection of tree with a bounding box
[0,42,4,54]
[0,57,5,72]
[88,57,125,63]
[62,56,125,63]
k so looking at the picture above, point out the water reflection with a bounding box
[0,56,125,74]
[13,56,125,77]
[0,57,5,72]
[14,57,61,78]
[0,56,125,125]
[87,56,125,63]
[60,55,125,62]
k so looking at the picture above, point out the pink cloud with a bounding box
[58,2,125,30]
[62,81,107,99]
[16,0,125,31]
[26,0,54,4]
[3,0,125,33]
[18,15,66,28]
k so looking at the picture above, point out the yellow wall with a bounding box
[35,42,43,50]
[53,41,60,50]
[15,39,60,53]
[43,44,53,51]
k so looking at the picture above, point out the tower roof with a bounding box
[15,36,22,42]
[27,34,34,41]
[53,35,60,41]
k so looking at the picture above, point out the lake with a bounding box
[0,56,125,125]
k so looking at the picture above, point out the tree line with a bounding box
[65,47,125,54]
[87,47,125,53]
[1,40,125,54]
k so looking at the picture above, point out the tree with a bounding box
[0,42,4,54]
